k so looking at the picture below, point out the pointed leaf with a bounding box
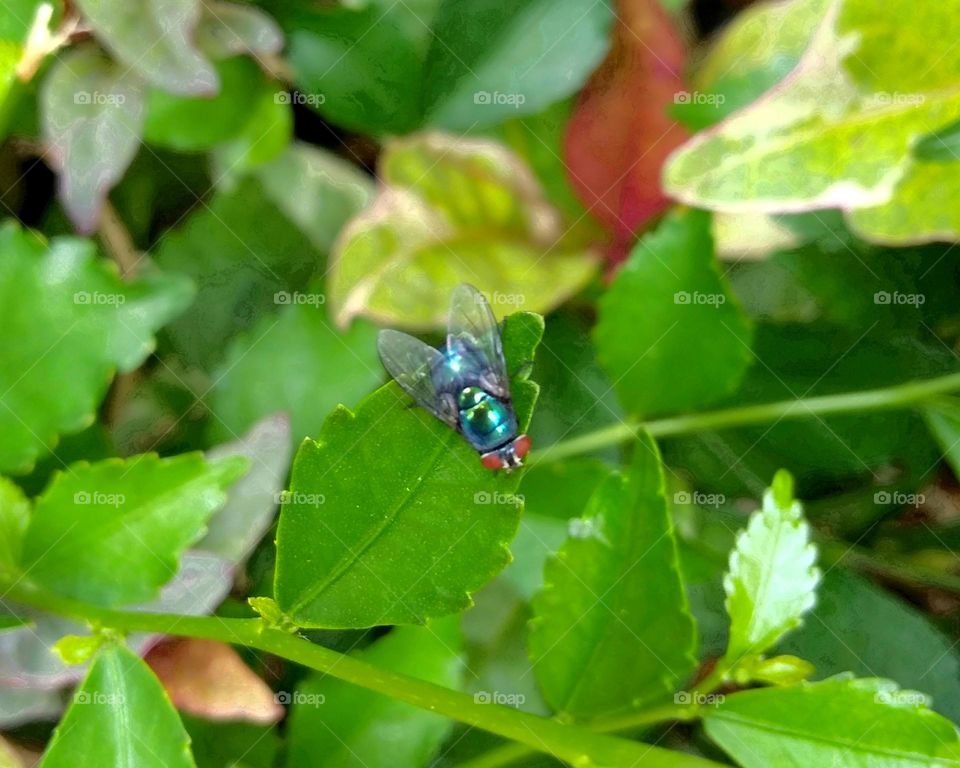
[0,224,193,474]
[595,208,753,416]
[724,470,820,660]
[41,47,145,233]
[38,644,195,768]
[21,452,248,606]
[74,0,217,95]
[529,430,697,717]
[703,676,960,768]
[274,311,542,628]
[330,133,597,330]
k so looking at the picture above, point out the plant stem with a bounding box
[530,371,960,465]
[6,584,725,768]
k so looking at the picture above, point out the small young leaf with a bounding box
[284,619,462,768]
[723,469,820,661]
[38,644,195,768]
[329,133,597,330]
[703,676,960,768]
[40,47,145,233]
[274,311,542,628]
[529,431,698,718]
[21,452,248,607]
[0,224,192,474]
[74,0,217,95]
[595,208,753,416]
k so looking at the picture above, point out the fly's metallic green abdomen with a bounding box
[457,386,517,453]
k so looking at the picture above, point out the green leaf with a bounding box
[330,133,597,330]
[779,569,960,722]
[0,476,28,575]
[155,178,320,370]
[0,2,47,139]
[208,301,382,450]
[21,452,248,606]
[723,470,820,661]
[75,0,217,95]
[422,0,614,130]
[195,2,283,59]
[0,223,193,474]
[922,398,960,479]
[280,0,613,134]
[210,83,292,174]
[251,142,374,252]
[703,676,960,768]
[664,0,960,246]
[144,56,270,151]
[38,644,195,768]
[595,208,753,416]
[529,430,697,718]
[40,47,145,233]
[273,311,543,628]
[285,619,461,768]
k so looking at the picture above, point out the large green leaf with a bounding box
[779,569,960,723]
[74,0,217,95]
[21,452,247,606]
[723,470,819,661]
[595,208,753,416]
[421,0,614,130]
[329,133,597,330]
[207,301,382,450]
[273,311,543,628]
[277,0,613,134]
[0,223,192,474]
[664,0,960,246]
[529,431,697,718]
[922,398,960,480]
[38,644,195,768]
[285,619,461,768]
[40,47,145,233]
[703,676,960,768]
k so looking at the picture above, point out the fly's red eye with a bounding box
[481,452,504,470]
[512,434,531,459]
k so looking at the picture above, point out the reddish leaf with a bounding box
[564,0,688,263]
[145,638,282,725]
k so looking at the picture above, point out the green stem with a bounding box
[530,371,960,465]
[7,584,723,768]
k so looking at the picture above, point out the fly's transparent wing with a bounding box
[446,284,510,397]
[377,329,458,427]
